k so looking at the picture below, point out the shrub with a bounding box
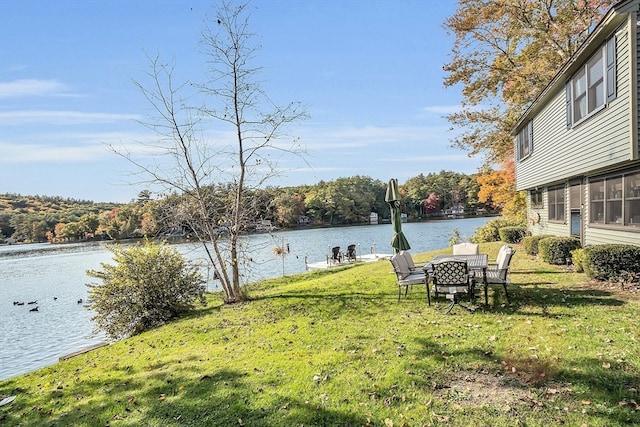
[538,237,581,265]
[583,244,640,282]
[522,234,555,256]
[449,228,461,246]
[472,217,526,243]
[86,241,207,340]
[498,226,528,244]
[571,248,587,273]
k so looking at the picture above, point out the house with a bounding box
[369,212,378,225]
[444,204,465,218]
[513,0,640,246]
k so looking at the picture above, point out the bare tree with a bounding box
[118,0,306,303]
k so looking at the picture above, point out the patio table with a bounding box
[424,254,489,304]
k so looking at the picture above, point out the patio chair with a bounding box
[480,246,515,305]
[390,254,429,303]
[399,250,426,272]
[453,242,479,255]
[346,244,357,262]
[431,260,476,314]
[328,246,342,264]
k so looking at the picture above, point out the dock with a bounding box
[305,253,393,270]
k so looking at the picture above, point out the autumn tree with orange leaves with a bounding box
[443,0,614,218]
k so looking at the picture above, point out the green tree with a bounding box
[78,213,100,236]
[401,171,475,216]
[60,221,83,240]
[272,190,306,227]
[86,241,206,340]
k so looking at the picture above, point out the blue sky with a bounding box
[0,0,482,203]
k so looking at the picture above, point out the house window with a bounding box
[566,36,616,127]
[517,120,533,161]
[624,171,640,227]
[589,171,640,228]
[530,189,543,209]
[590,179,605,223]
[548,186,565,222]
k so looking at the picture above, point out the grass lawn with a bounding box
[1,242,638,426]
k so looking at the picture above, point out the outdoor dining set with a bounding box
[389,242,516,314]
[384,177,515,313]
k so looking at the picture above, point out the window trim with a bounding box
[548,185,566,223]
[517,120,533,161]
[530,189,543,209]
[589,170,640,230]
[566,35,616,128]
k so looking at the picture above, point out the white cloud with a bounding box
[0,129,164,163]
[0,79,71,98]
[0,141,110,162]
[0,110,138,125]
[298,124,451,149]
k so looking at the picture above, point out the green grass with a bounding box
[1,242,638,426]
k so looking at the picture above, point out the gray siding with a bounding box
[516,22,633,192]
[527,186,571,237]
[585,226,640,245]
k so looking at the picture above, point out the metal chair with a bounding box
[481,246,515,304]
[346,244,357,262]
[328,246,342,264]
[399,250,426,272]
[453,242,479,255]
[431,260,476,314]
[390,254,429,303]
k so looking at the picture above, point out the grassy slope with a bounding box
[1,242,638,426]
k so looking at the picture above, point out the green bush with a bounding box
[538,237,581,265]
[86,241,207,340]
[498,226,528,244]
[522,234,555,255]
[472,217,526,243]
[583,244,640,282]
[571,248,587,273]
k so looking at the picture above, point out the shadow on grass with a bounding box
[505,284,625,312]
[0,362,370,427]
[470,266,627,314]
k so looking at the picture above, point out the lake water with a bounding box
[0,217,490,380]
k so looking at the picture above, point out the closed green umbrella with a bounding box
[385,178,410,253]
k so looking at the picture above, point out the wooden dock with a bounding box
[305,253,392,270]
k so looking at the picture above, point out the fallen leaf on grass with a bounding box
[618,399,639,410]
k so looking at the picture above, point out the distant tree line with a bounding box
[0,171,497,243]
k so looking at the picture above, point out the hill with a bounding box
[0,193,120,241]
